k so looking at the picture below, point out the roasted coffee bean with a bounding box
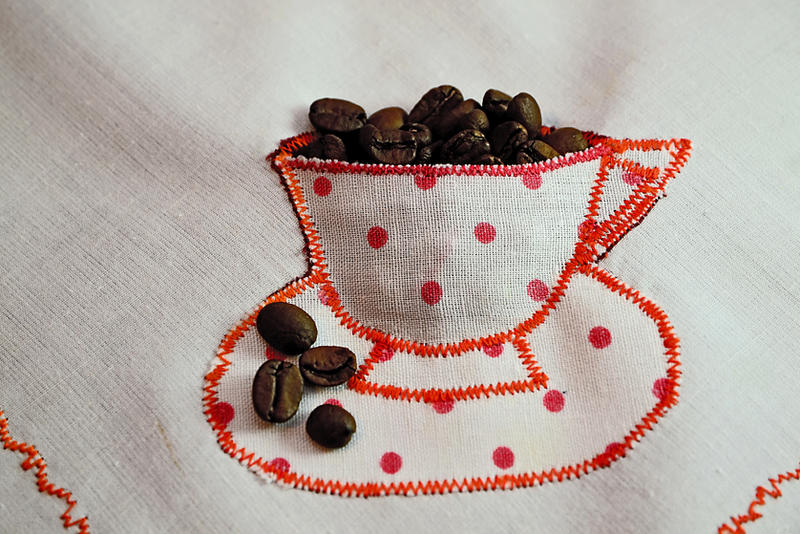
[306,404,356,448]
[400,122,432,146]
[474,153,503,165]
[543,127,588,154]
[294,138,323,159]
[458,108,489,133]
[432,99,478,139]
[516,150,534,164]
[320,134,347,161]
[309,98,366,133]
[441,129,491,163]
[256,302,318,355]
[252,360,303,423]
[299,346,357,386]
[490,121,528,161]
[367,107,407,131]
[407,85,463,126]
[507,93,542,137]
[529,139,560,161]
[416,144,434,163]
[361,126,417,164]
[482,89,512,121]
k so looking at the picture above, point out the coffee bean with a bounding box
[306,404,356,448]
[474,153,503,165]
[490,121,528,162]
[361,126,417,164]
[252,360,303,423]
[441,129,491,163]
[320,134,347,161]
[294,138,323,159]
[458,109,489,133]
[416,143,434,163]
[529,139,560,161]
[482,89,512,121]
[432,99,478,139]
[309,98,366,133]
[507,93,542,138]
[299,346,357,386]
[400,123,432,146]
[367,107,407,131]
[516,150,534,164]
[543,127,588,154]
[256,302,317,355]
[407,85,463,126]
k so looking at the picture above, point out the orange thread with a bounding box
[718,464,800,533]
[0,410,91,533]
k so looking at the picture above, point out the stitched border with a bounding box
[268,132,692,357]
[718,464,800,533]
[203,260,681,496]
[0,410,91,533]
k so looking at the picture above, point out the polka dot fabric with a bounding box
[203,132,692,496]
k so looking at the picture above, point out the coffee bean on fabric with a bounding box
[482,89,512,122]
[309,98,367,133]
[517,139,560,163]
[458,108,489,133]
[252,360,304,423]
[320,134,347,161]
[474,153,503,165]
[432,99,479,139]
[306,404,357,448]
[400,122,432,147]
[299,346,357,386]
[256,302,318,355]
[507,92,542,137]
[441,129,491,163]
[490,121,528,162]
[367,107,407,131]
[360,125,417,164]
[543,127,589,154]
[407,85,463,126]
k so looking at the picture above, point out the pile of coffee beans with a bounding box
[253,301,357,449]
[294,85,589,165]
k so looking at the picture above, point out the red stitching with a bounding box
[204,261,682,496]
[718,464,800,533]
[0,411,91,533]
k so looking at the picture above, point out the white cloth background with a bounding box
[1,0,799,532]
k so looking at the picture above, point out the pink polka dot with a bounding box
[380,452,402,474]
[317,285,338,306]
[367,226,388,249]
[588,326,612,349]
[482,343,504,358]
[265,346,286,360]
[527,279,549,301]
[492,446,515,469]
[375,345,394,362]
[414,174,436,190]
[652,378,669,401]
[313,176,332,196]
[421,281,443,305]
[522,173,542,190]
[324,398,342,407]
[211,402,235,426]
[474,222,496,244]
[622,171,643,186]
[543,390,565,412]
[432,399,454,414]
[268,457,291,473]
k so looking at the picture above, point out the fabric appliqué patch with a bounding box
[203,128,692,496]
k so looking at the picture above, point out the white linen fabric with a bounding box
[1,0,799,532]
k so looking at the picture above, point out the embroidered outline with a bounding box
[718,464,800,533]
[0,410,91,533]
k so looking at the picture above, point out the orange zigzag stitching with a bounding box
[717,464,800,533]
[203,261,682,497]
[0,410,91,533]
